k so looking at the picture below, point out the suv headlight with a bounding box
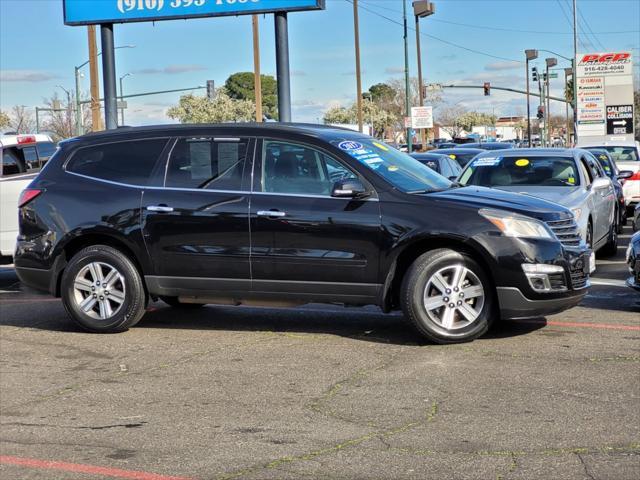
[479,208,554,240]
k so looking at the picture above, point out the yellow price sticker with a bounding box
[448,154,456,159]
[567,177,576,184]
[388,165,399,172]
[515,158,530,167]
[373,142,389,151]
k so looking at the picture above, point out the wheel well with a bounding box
[55,234,145,297]
[384,238,495,311]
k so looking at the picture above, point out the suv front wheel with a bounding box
[61,245,147,333]
[401,248,495,344]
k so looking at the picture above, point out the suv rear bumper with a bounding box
[15,266,56,295]
[497,286,587,319]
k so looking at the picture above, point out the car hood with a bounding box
[489,186,585,209]
[430,186,573,222]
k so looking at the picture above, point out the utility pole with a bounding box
[572,0,578,144]
[353,0,363,133]
[414,1,435,150]
[252,15,263,122]
[403,0,412,153]
[564,67,573,146]
[545,57,557,146]
[87,26,102,131]
[525,50,538,146]
[119,73,131,126]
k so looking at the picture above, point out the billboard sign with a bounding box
[63,0,325,26]
[575,51,635,143]
[411,106,433,129]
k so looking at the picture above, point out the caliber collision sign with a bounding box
[606,105,634,135]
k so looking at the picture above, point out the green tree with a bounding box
[366,83,396,103]
[224,72,278,120]
[167,89,255,124]
[0,110,10,130]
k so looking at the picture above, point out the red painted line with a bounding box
[517,319,640,331]
[0,455,193,480]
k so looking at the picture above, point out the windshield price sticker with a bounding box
[473,158,500,167]
[338,141,364,151]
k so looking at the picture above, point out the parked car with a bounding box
[587,148,634,233]
[626,231,640,292]
[432,148,485,168]
[0,133,56,258]
[409,152,463,180]
[458,148,617,256]
[435,142,458,149]
[579,141,640,213]
[633,204,640,232]
[15,124,591,344]
[459,142,515,150]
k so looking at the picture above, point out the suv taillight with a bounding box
[627,171,640,182]
[18,188,43,207]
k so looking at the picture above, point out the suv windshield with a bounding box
[459,155,580,187]
[332,138,452,193]
[585,146,639,162]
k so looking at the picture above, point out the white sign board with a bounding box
[411,106,433,129]
[575,52,635,143]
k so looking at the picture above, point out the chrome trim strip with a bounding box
[63,171,379,201]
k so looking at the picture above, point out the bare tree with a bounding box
[39,93,92,141]
[8,105,36,134]
[435,104,468,138]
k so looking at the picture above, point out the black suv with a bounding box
[15,124,591,344]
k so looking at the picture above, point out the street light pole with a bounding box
[403,0,412,153]
[353,0,363,133]
[74,66,83,136]
[525,50,538,146]
[564,67,573,146]
[413,1,435,150]
[545,57,557,146]
[57,85,73,137]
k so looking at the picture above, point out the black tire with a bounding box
[160,296,205,308]
[400,248,495,344]
[616,206,625,234]
[61,245,147,333]
[599,219,618,257]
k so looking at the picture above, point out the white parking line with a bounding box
[590,278,628,288]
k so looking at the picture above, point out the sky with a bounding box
[1,0,639,126]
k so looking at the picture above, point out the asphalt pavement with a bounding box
[1,227,638,480]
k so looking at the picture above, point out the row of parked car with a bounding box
[1,126,638,343]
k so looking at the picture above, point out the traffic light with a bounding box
[206,80,215,101]
[483,82,490,96]
[532,67,538,82]
[542,72,548,82]
[537,105,545,119]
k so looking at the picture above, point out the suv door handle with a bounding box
[147,205,174,213]
[257,210,286,218]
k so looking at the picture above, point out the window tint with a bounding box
[578,159,592,186]
[166,137,249,190]
[449,158,463,176]
[261,141,357,195]
[440,159,453,178]
[36,142,57,167]
[67,139,167,185]
[1,148,25,176]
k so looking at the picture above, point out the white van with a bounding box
[0,134,56,258]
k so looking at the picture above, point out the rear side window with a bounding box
[67,138,168,185]
[1,148,25,176]
[165,137,250,190]
[36,142,57,167]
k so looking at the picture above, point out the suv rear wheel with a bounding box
[61,245,147,332]
[401,248,495,344]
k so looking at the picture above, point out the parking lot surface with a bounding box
[1,228,638,480]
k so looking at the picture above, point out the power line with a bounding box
[360,0,638,35]
[347,0,523,64]
[574,1,607,51]
[556,0,590,51]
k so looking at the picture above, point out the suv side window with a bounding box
[260,140,357,195]
[67,138,168,185]
[1,148,26,176]
[22,146,39,172]
[165,137,250,190]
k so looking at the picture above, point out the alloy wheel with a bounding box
[73,262,126,320]
[422,264,485,330]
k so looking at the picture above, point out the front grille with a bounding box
[548,273,566,290]
[546,218,582,247]
[569,265,589,289]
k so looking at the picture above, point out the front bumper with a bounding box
[498,287,587,319]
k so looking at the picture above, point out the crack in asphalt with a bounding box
[577,452,597,480]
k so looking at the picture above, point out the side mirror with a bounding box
[617,170,634,180]
[591,177,610,190]
[331,179,368,198]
